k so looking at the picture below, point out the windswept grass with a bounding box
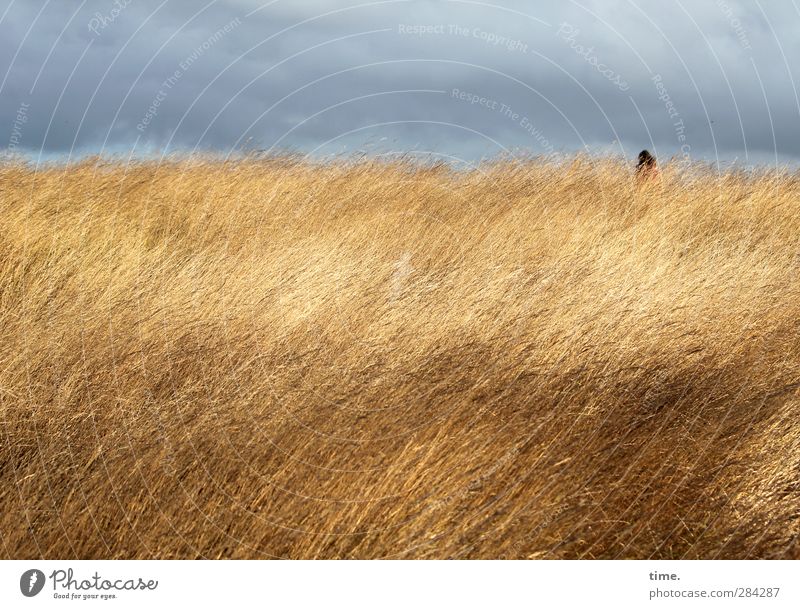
[1,155,799,558]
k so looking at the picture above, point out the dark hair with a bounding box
[637,150,656,169]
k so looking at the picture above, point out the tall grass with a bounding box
[1,155,798,558]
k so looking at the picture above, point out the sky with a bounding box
[2,0,799,167]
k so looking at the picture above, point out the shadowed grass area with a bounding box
[1,155,798,558]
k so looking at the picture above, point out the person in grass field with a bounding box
[636,149,660,182]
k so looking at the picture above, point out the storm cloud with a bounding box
[2,0,799,166]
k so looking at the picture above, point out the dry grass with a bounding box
[1,155,799,559]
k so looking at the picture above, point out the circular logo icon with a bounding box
[20,569,46,597]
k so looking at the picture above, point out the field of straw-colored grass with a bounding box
[1,156,799,559]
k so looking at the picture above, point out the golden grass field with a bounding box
[1,155,799,559]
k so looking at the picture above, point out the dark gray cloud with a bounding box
[2,0,799,166]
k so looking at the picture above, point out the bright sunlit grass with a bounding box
[1,155,798,558]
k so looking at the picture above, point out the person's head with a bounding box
[637,150,656,169]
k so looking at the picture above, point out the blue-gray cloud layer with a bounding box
[2,0,799,165]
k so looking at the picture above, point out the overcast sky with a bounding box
[2,0,799,166]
